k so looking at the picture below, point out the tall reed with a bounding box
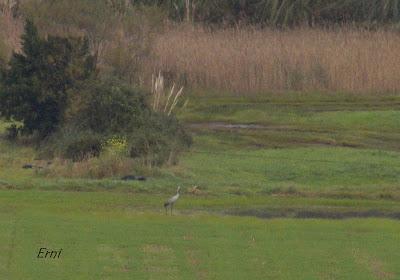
[149,25,400,94]
[151,72,185,115]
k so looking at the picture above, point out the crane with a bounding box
[164,186,181,215]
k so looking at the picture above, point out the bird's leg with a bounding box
[165,206,168,215]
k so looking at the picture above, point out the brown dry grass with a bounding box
[42,155,135,179]
[149,25,400,95]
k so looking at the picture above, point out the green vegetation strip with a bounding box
[1,190,400,219]
[0,190,400,279]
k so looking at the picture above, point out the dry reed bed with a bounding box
[151,26,400,94]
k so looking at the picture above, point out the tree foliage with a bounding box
[0,20,95,137]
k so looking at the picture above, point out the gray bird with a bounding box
[164,186,181,215]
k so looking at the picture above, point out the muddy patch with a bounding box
[189,122,268,130]
[188,122,339,134]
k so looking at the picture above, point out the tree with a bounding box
[0,20,95,138]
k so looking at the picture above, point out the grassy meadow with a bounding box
[1,92,400,278]
[1,190,400,280]
[2,94,399,196]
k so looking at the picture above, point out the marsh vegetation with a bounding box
[0,1,400,279]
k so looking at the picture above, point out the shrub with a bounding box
[43,126,104,161]
[102,136,129,157]
[64,134,103,162]
[66,77,149,135]
[51,77,191,166]
[5,124,19,141]
[128,112,192,166]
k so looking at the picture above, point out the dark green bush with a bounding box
[5,124,19,141]
[66,77,149,135]
[128,112,192,166]
[42,125,104,161]
[64,133,103,162]
[52,77,191,166]
[0,20,95,138]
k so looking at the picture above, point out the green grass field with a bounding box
[1,93,400,279]
[1,191,400,280]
